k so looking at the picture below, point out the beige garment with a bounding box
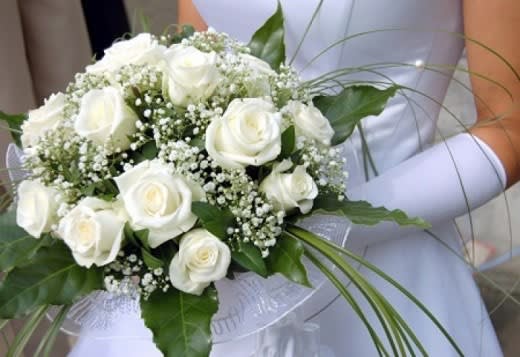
[0,1,91,355]
[0,0,91,185]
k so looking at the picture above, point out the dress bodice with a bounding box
[193,0,464,183]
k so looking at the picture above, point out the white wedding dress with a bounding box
[69,0,503,356]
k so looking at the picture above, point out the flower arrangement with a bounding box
[0,5,462,357]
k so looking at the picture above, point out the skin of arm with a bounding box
[179,0,520,186]
[465,0,520,187]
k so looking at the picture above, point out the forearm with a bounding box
[464,0,520,186]
[347,133,506,246]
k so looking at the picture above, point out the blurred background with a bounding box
[0,0,518,355]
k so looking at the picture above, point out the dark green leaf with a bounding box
[0,210,51,271]
[124,223,140,248]
[141,141,158,160]
[311,192,430,228]
[141,248,163,269]
[314,85,398,145]
[81,179,119,200]
[0,242,103,318]
[135,229,150,249]
[248,2,286,70]
[141,285,218,357]
[232,242,268,278]
[279,125,295,159]
[0,111,26,146]
[191,202,235,239]
[266,232,311,287]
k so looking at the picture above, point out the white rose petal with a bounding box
[58,197,127,268]
[114,160,204,248]
[16,180,62,238]
[169,229,231,295]
[285,101,334,145]
[259,161,318,214]
[239,54,274,97]
[86,33,166,74]
[21,93,66,148]
[75,86,138,150]
[205,98,282,169]
[162,45,220,107]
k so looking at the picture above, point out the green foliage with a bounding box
[0,210,51,271]
[278,125,295,159]
[141,285,218,357]
[311,192,430,228]
[169,25,196,45]
[248,2,286,70]
[265,232,311,287]
[81,178,119,201]
[191,202,235,240]
[231,242,268,277]
[314,85,398,145]
[0,111,26,147]
[0,241,103,318]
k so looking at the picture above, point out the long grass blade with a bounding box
[7,305,48,357]
[34,305,71,357]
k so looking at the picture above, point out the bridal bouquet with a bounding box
[0,5,458,357]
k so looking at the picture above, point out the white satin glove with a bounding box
[345,133,507,248]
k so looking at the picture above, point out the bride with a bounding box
[70,0,519,356]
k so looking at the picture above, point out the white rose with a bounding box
[16,180,62,238]
[57,197,126,268]
[21,93,66,148]
[114,160,204,248]
[75,87,137,150]
[205,98,282,169]
[259,160,318,214]
[239,54,275,76]
[162,45,220,107]
[239,54,275,97]
[86,33,166,74]
[169,229,231,295]
[285,101,334,145]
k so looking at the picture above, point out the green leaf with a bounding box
[311,192,430,228]
[191,202,235,239]
[279,125,295,159]
[135,229,150,249]
[124,222,140,248]
[141,141,158,160]
[0,111,26,146]
[141,248,164,269]
[141,285,219,357]
[81,178,119,200]
[314,85,398,145]
[232,242,268,278]
[0,242,103,318]
[265,232,311,287]
[0,210,51,271]
[248,2,286,70]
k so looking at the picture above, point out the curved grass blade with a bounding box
[7,305,48,357]
[34,305,71,357]
[304,248,389,357]
[290,225,464,356]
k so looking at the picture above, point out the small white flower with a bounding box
[75,87,138,150]
[259,160,318,214]
[205,98,282,169]
[16,180,63,238]
[86,33,166,74]
[162,45,220,107]
[58,197,127,268]
[285,101,334,145]
[169,229,231,295]
[114,160,205,248]
[21,93,66,148]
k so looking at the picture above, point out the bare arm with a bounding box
[465,0,520,186]
[178,0,207,31]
